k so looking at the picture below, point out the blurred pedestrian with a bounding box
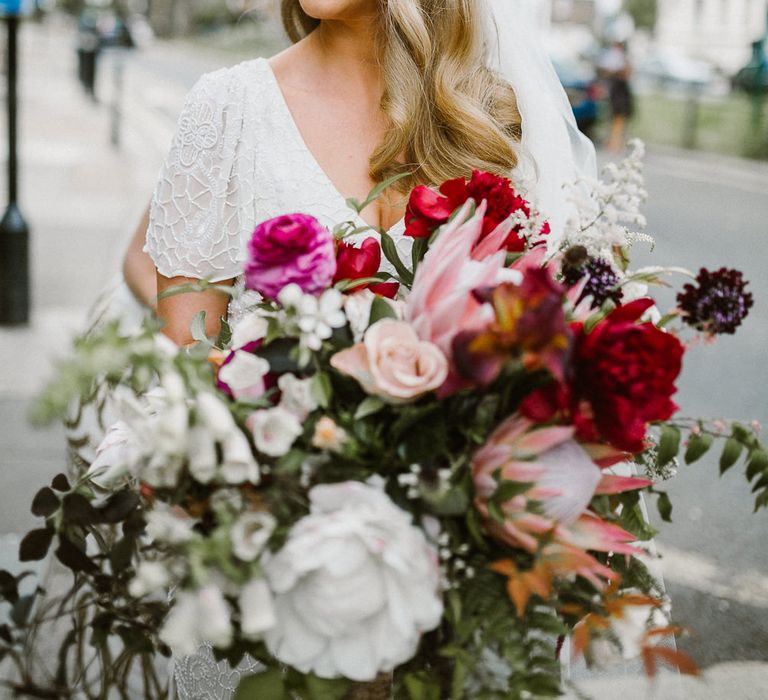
[599,40,634,153]
[76,10,101,99]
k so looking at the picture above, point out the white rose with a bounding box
[264,482,443,681]
[231,511,276,562]
[128,560,170,598]
[187,424,218,484]
[248,407,303,457]
[219,351,271,401]
[239,578,277,640]
[88,421,137,487]
[145,504,196,544]
[231,314,269,350]
[220,429,260,484]
[196,392,237,441]
[277,373,318,420]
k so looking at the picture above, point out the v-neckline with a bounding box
[260,58,405,236]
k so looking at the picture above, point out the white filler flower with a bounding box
[264,481,443,681]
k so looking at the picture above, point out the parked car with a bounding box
[636,48,715,90]
[552,56,603,138]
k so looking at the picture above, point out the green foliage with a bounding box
[623,0,657,31]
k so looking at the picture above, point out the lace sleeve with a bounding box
[144,68,247,282]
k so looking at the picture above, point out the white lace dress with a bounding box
[144,58,413,700]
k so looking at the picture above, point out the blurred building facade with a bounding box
[655,0,767,73]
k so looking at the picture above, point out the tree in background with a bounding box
[623,0,657,32]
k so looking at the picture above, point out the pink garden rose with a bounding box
[331,319,448,404]
[244,214,336,299]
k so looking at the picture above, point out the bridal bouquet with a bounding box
[3,142,765,699]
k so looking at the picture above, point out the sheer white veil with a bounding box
[482,0,597,245]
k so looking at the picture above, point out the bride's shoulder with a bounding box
[183,57,273,111]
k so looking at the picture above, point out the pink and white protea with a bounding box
[472,414,648,580]
[406,200,511,358]
[263,481,443,681]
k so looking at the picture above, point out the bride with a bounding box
[137,0,595,695]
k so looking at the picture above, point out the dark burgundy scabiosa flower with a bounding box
[677,267,754,335]
[561,247,622,310]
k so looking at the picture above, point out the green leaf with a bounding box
[97,491,140,524]
[746,449,768,482]
[621,503,657,541]
[303,675,351,700]
[56,537,99,574]
[31,487,59,518]
[10,595,36,628]
[411,236,430,273]
[190,310,213,347]
[354,396,385,420]
[656,491,673,523]
[311,373,332,409]
[379,231,413,285]
[494,480,533,502]
[719,437,744,474]
[657,425,681,467]
[368,295,398,326]
[684,431,713,464]
[357,171,412,212]
[51,473,71,492]
[403,672,441,700]
[19,528,55,562]
[234,668,288,700]
[62,493,99,526]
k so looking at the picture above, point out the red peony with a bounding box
[404,170,547,252]
[333,237,399,299]
[521,299,684,453]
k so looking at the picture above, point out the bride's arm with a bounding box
[123,204,157,310]
[156,273,233,346]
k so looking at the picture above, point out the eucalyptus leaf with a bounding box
[656,425,681,467]
[684,431,713,464]
[190,311,213,348]
[234,668,288,700]
[746,449,768,482]
[719,437,744,474]
[656,491,673,523]
[311,373,332,409]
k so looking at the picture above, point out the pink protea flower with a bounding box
[244,214,336,300]
[472,414,649,586]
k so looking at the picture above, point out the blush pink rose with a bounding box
[331,319,448,404]
[244,214,336,299]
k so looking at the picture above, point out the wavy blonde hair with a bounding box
[281,0,521,192]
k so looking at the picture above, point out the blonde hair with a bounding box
[281,0,521,192]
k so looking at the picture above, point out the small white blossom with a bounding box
[128,561,170,598]
[218,351,270,401]
[239,578,277,640]
[220,429,260,485]
[145,504,196,544]
[187,424,218,484]
[88,421,137,487]
[278,287,346,354]
[231,313,269,350]
[278,374,318,421]
[248,407,303,457]
[231,512,276,562]
[196,392,238,441]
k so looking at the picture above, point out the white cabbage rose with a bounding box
[248,407,303,457]
[264,481,443,681]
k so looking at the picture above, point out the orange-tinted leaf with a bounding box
[572,621,590,658]
[641,647,657,678]
[508,578,531,617]
[651,646,700,677]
